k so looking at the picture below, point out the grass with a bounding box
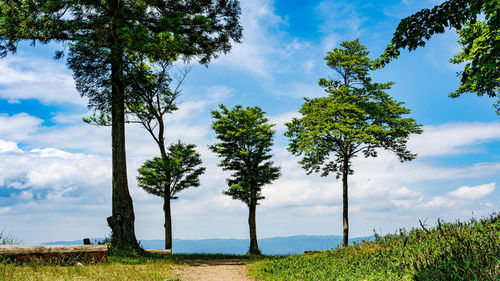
[0,258,181,281]
[249,213,500,281]
[0,229,22,246]
[0,250,267,281]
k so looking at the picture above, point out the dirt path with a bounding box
[175,259,254,281]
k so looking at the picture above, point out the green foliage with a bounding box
[137,141,205,199]
[285,40,422,178]
[378,0,499,111]
[0,0,244,74]
[209,104,281,206]
[127,61,180,121]
[82,57,182,125]
[449,19,500,110]
[251,213,500,281]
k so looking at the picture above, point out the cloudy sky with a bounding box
[1,0,499,244]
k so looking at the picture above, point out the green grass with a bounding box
[250,213,500,281]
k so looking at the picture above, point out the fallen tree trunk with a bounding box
[145,249,172,255]
[0,245,108,262]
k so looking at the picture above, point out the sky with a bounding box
[0,0,499,244]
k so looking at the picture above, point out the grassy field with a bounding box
[249,213,499,281]
[0,253,263,281]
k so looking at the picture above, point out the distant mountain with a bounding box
[42,235,373,255]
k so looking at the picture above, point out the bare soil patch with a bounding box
[175,259,253,281]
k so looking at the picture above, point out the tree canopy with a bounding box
[377,0,499,112]
[138,141,205,200]
[286,40,423,247]
[210,104,281,254]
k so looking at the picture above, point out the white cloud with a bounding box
[213,0,286,76]
[421,183,495,208]
[448,183,496,200]
[205,85,233,102]
[0,56,84,105]
[0,113,42,141]
[212,0,316,82]
[268,111,301,132]
[0,145,110,190]
[409,122,500,157]
[389,187,424,208]
[0,139,23,153]
[423,195,457,208]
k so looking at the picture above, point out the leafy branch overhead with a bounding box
[377,0,499,111]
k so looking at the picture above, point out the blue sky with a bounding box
[0,0,499,244]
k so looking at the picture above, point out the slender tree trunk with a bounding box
[106,35,140,251]
[163,192,172,250]
[157,119,172,250]
[248,202,260,255]
[342,143,349,248]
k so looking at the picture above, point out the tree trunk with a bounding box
[157,119,172,250]
[106,38,140,251]
[164,192,172,250]
[248,202,260,255]
[342,151,349,248]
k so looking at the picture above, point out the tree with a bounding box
[127,60,192,251]
[0,0,242,250]
[209,104,281,255]
[377,0,499,113]
[137,141,205,250]
[285,40,423,247]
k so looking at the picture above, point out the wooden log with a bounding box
[0,245,108,262]
[145,249,172,255]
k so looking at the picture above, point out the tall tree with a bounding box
[377,0,499,113]
[0,0,242,250]
[210,105,281,255]
[285,40,422,247]
[137,141,205,250]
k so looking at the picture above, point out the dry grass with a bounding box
[0,260,183,281]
